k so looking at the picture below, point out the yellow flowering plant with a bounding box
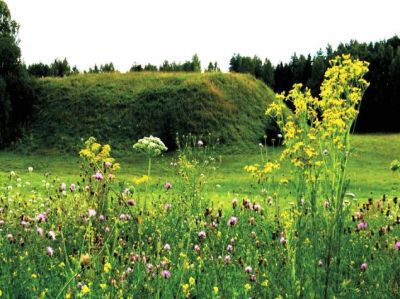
[266,54,369,294]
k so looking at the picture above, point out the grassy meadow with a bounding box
[1,134,399,203]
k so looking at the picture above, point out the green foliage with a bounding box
[20,72,277,152]
[0,0,35,148]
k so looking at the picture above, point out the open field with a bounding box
[1,134,399,203]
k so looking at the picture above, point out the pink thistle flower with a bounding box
[126,267,133,273]
[93,171,104,181]
[47,246,54,257]
[163,244,171,251]
[228,216,238,226]
[60,183,66,191]
[226,244,233,252]
[224,255,231,264]
[164,203,172,211]
[146,263,154,273]
[280,236,287,245]
[357,221,368,230]
[99,214,105,221]
[360,262,368,271]
[250,274,256,282]
[36,213,47,222]
[36,227,44,236]
[197,140,204,146]
[198,231,206,239]
[253,204,261,212]
[0,220,4,226]
[105,161,112,168]
[194,244,200,252]
[161,270,171,279]
[20,220,29,227]
[108,174,114,180]
[7,234,13,242]
[48,230,56,240]
[70,184,76,192]
[245,266,253,274]
[88,208,97,218]
[164,182,172,190]
[395,241,400,250]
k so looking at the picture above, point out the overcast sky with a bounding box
[6,0,400,72]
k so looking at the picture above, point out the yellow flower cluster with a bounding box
[244,162,280,181]
[79,137,120,171]
[266,54,369,171]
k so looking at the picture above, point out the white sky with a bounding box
[5,0,400,72]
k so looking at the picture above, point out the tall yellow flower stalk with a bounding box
[266,54,369,295]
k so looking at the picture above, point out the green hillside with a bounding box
[23,72,277,152]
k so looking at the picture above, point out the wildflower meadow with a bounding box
[1,55,400,298]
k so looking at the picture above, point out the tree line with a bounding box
[227,38,400,132]
[26,54,220,77]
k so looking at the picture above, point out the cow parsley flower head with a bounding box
[133,136,168,157]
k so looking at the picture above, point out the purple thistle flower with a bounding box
[245,266,253,274]
[395,241,400,250]
[48,230,56,240]
[70,183,76,192]
[36,227,44,236]
[161,270,171,279]
[164,182,172,190]
[357,221,368,230]
[226,244,233,252]
[280,236,287,245]
[99,214,105,221]
[250,274,256,282]
[197,140,204,146]
[36,213,47,223]
[0,220,4,226]
[360,262,368,271]
[224,255,231,264]
[60,183,66,191]
[194,244,200,252]
[105,161,112,168]
[228,216,238,227]
[93,171,104,181]
[198,231,206,239]
[126,267,133,273]
[164,203,172,211]
[163,244,171,251]
[253,204,261,212]
[47,246,54,257]
[146,263,154,273]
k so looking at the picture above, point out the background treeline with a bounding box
[27,54,219,77]
[229,37,400,132]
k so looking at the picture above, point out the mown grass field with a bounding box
[1,134,399,203]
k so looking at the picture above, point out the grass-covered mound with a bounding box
[25,72,276,152]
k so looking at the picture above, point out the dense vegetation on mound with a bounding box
[22,72,276,152]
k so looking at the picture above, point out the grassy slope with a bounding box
[22,72,276,152]
[1,134,399,204]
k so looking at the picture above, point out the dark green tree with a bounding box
[0,0,35,147]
